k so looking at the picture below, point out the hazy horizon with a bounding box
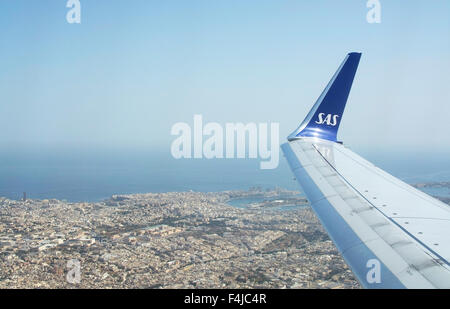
[1,147,449,202]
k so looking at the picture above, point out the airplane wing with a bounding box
[282,53,450,288]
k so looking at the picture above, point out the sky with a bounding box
[1,0,449,157]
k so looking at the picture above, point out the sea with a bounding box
[0,148,449,203]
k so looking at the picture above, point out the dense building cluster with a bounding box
[0,189,359,289]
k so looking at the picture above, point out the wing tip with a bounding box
[288,52,362,142]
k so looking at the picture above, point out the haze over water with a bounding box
[1,148,448,202]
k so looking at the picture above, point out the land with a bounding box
[2,182,448,290]
[412,181,450,205]
[0,188,358,289]
[413,181,450,189]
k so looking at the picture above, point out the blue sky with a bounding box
[1,0,449,156]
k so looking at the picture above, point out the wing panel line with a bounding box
[311,144,450,268]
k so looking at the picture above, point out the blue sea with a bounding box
[0,148,449,202]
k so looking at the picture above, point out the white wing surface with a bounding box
[282,53,450,288]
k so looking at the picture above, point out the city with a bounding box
[0,188,359,289]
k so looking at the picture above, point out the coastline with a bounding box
[1,184,448,289]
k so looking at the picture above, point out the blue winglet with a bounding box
[288,52,361,142]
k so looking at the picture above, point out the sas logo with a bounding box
[315,113,339,126]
